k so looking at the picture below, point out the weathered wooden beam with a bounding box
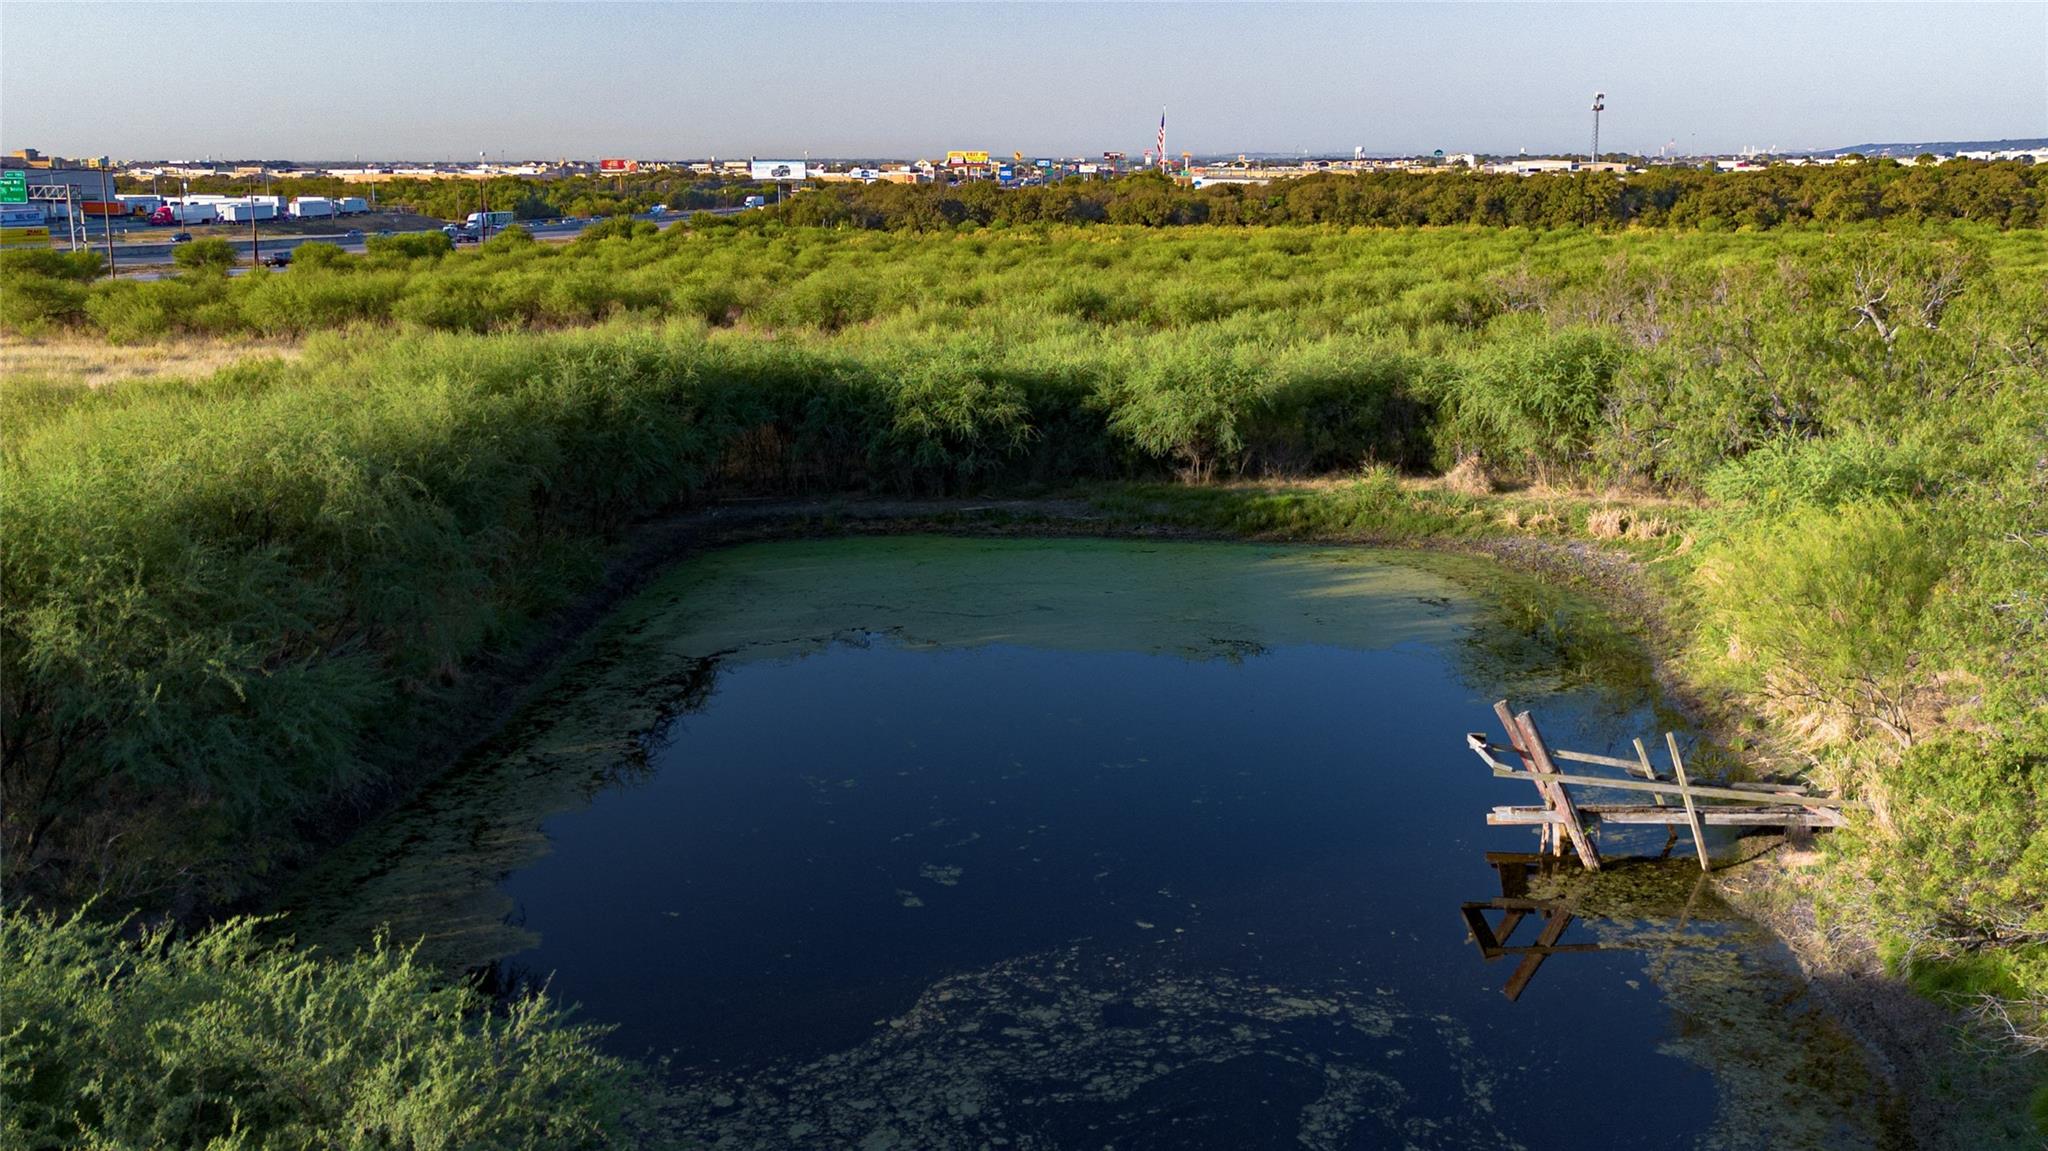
[1631,737,1669,806]
[1491,703,1576,863]
[1553,747,1652,772]
[1504,910,1574,1000]
[1487,804,1847,828]
[1668,732,1711,871]
[1517,709,1602,872]
[1460,904,1502,954]
[1477,764,1862,810]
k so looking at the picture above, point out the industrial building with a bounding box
[0,156,125,223]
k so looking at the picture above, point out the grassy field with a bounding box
[2,223,2042,1145]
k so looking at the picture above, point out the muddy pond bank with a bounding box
[280,534,1906,1148]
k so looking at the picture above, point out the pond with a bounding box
[287,537,1892,1149]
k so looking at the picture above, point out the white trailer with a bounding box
[118,195,164,216]
[172,202,220,225]
[289,197,337,219]
[217,201,280,223]
[337,196,369,215]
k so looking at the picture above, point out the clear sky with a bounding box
[2,2,2042,160]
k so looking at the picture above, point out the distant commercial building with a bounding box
[9,148,112,170]
[0,158,123,222]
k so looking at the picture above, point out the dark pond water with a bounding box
[289,538,1892,1149]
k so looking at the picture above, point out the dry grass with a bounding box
[1585,505,1673,541]
[0,338,300,387]
[1440,453,1496,496]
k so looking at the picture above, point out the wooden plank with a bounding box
[1553,747,1654,772]
[1489,942,1601,956]
[1668,732,1711,871]
[1516,710,1602,872]
[1491,701,1572,861]
[1461,904,1503,955]
[1477,765,1862,810]
[1470,738,1850,806]
[1491,703,1549,802]
[1488,805,1846,828]
[1503,911,1574,1001]
[1632,738,1669,806]
[1494,909,1529,946]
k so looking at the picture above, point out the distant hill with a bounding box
[1807,138,2047,157]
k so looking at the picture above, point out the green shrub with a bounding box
[0,905,637,1150]
[1426,322,1622,477]
[572,217,657,245]
[0,248,105,282]
[289,241,350,270]
[877,354,1034,492]
[364,231,452,262]
[1702,431,1929,517]
[83,279,175,342]
[173,238,239,274]
[1864,736,2048,944]
[1693,500,1951,747]
[392,276,501,331]
[483,224,537,252]
[238,269,405,336]
[0,272,90,333]
[1098,338,1272,481]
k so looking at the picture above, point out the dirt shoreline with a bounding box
[262,491,2016,1147]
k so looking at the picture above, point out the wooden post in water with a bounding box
[1493,701,1601,872]
[1666,732,1710,871]
[1634,736,1680,855]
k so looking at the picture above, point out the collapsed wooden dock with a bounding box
[1466,700,1862,872]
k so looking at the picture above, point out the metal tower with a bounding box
[1589,92,1606,163]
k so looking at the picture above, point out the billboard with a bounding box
[749,160,808,181]
[945,150,990,167]
[598,158,639,173]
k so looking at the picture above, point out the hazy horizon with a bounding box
[2,2,2042,162]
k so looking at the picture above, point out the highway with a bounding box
[95,208,741,275]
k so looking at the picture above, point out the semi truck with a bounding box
[337,197,370,215]
[289,197,337,219]
[149,202,219,226]
[463,210,516,229]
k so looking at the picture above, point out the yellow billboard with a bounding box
[0,226,51,249]
[945,150,990,166]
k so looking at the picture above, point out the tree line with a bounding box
[114,170,766,222]
[767,160,2046,231]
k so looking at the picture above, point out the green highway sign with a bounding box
[0,171,27,204]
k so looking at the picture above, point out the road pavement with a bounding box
[91,208,742,276]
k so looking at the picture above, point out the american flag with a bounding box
[1157,110,1167,171]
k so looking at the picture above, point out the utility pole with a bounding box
[249,197,261,269]
[100,171,118,278]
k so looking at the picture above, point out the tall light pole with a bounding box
[1589,92,1606,165]
[100,171,118,278]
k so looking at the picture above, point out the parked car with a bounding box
[170,232,193,243]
